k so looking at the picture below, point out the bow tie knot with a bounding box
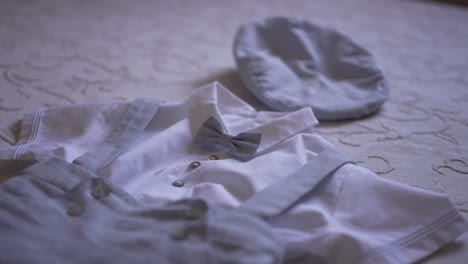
[193,116,262,161]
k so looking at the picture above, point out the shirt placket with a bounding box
[134,148,228,199]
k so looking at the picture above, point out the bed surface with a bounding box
[1,0,467,262]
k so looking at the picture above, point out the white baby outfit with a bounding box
[0,82,466,263]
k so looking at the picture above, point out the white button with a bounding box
[189,161,201,169]
[185,200,207,219]
[67,203,84,216]
[172,180,185,187]
[208,155,219,160]
[92,183,111,199]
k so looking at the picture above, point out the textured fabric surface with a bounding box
[234,16,388,120]
[0,0,467,262]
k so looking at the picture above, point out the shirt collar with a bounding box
[187,82,318,154]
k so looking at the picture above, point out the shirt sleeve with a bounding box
[269,163,467,264]
[332,164,468,264]
[0,100,133,161]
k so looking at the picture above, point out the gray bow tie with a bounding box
[193,116,262,161]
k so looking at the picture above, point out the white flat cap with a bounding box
[234,17,389,121]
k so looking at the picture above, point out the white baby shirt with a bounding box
[0,82,466,264]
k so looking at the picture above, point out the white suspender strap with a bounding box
[238,148,354,219]
[73,98,161,174]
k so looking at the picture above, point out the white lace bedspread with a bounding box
[1,0,467,262]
